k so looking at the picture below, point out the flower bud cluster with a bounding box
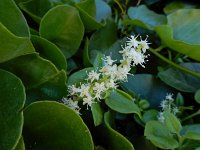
[63,35,149,113]
[158,93,179,123]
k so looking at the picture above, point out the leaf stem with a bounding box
[149,47,200,78]
[182,109,200,122]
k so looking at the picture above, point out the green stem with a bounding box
[114,0,125,15]
[149,47,200,78]
[182,109,200,122]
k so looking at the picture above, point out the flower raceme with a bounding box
[62,35,150,113]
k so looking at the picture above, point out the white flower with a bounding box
[87,70,100,82]
[62,98,80,114]
[100,64,118,79]
[138,36,150,53]
[68,85,80,95]
[126,35,139,48]
[83,95,93,109]
[106,79,118,89]
[129,49,147,67]
[93,82,106,94]
[80,84,91,97]
[172,107,179,115]
[160,99,168,110]
[115,65,131,81]
[103,56,116,66]
[158,112,165,123]
[165,93,174,101]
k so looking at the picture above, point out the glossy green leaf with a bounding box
[120,74,173,107]
[156,9,200,61]
[104,111,134,150]
[143,109,158,123]
[95,0,111,22]
[26,70,67,104]
[0,0,29,37]
[144,121,179,149]
[158,63,200,92]
[195,89,200,104]
[164,111,182,134]
[127,5,166,30]
[179,139,200,150]
[14,137,25,150]
[83,37,92,67]
[0,69,25,150]
[105,89,141,117]
[40,5,84,58]
[181,124,200,140]
[0,53,59,89]
[67,67,94,86]
[23,101,94,150]
[0,23,34,63]
[31,35,67,70]
[91,102,103,126]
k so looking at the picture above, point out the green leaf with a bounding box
[91,102,103,126]
[120,74,173,107]
[156,9,200,61]
[75,0,103,31]
[126,5,166,30]
[83,37,92,67]
[0,23,34,63]
[181,124,200,140]
[67,67,94,86]
[40,5,84,58]
[195,89,200,104]
[105,89,141,117]
[0,0,29,37]
[95,0,111,22]
[179,139,200,150]
[31,35,67,70]
[26,70,67,104]
[0,53,59,89]
[158,63,200,92]
[23,101,94,150]
[103,111,134,150]
[0,69,25,150]
[164,111,182,134]
[163,1,196,14]
[144,121,179,149]
[14,137,25,150]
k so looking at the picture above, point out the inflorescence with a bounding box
[62,35,150,114]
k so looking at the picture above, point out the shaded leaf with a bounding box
[95,0,111,22]
[0,69,25,150]
[0,23,34,63]
[158,63,200,92]
[14,137,25,150]
[181,124,200,140]
[91,102,103,126]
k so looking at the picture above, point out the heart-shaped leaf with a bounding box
[0,69,25,150]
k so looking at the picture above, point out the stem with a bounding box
[182,109,200,122]
[114,0,125,15]
[149,47,200,78]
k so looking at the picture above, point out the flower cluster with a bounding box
[63,35,149,113]
[158,93,179,123]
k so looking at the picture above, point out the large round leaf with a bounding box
[0,23,34,63]
[40,5,84,58]
[120,74,173,107]
[0,0,29,37]
[0,69,25,150]
[156,9,200,61]
[23,101,94,150]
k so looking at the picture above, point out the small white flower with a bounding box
[68,85,80,95]
[126,35,139,48]
[80,84,91,97]
[172,107,179,115]
[83,95,93,109]
[100,64,118,79]
[87,70,100,82]
[138,36,150,53]
[158,112,165,123]
[62,98,80,114]
[160,100,168,110]
[103,56,116,66]
[115,65,131,81]
[165,93,174,101]
[106,79,118,89]
[93,82,106,94]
